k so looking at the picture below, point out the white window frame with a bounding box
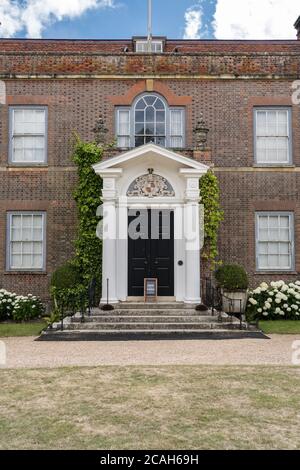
[255,212,295,272]
[6,212,46,272]
[9,106,48,165]
[135,40,163,53]
[254,107,292,166]
[115,94,185,149]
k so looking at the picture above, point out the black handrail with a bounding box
[199,277,245,329]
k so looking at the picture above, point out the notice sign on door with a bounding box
[144,278,158,302]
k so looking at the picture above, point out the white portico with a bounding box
[93,143,209,304]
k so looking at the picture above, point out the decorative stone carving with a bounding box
[127,169,175,198]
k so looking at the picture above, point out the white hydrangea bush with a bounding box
[247,281,300,320]
[0,289,44,322]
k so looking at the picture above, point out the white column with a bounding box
[100,174,121,304]
[184,177,201,304]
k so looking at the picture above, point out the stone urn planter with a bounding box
[221,289,248,315]
[215,264,249,317]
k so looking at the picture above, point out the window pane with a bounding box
[156,111,165,122]
[33,228,43,241]
[258,254,268,269]
[22,254,32,268]
[155,98,165,110]
[135,123,144,135]
[170,110,183,135]
[279,243,289,255]
[279,255,290,268]
[11,242,22,254]
[277,111,288,135]
[135,111,144,122]
[118,136,130,148]
[145,106,155,121]
[268,255,279,268]
[145,123,155,135]
[118,110,130,135]
[256,111,267,136]
[33,242,43,254]
[22,242,32,255]
[11,254,22,268]
[156,123,165,135]
[280,216,289,228]
[135,136,145,147]
[33,254,43,268]
[267,111,277,136]
[145,96,156,106]
[156,137,166,146]
[170,137,183,148]
[136,99,146,110]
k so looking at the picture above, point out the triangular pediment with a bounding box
[93,143,210,173]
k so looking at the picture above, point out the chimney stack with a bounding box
[294,16,300,40]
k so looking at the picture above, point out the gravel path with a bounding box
[1,335,300,368]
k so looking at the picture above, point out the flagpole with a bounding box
[147,0,152,52]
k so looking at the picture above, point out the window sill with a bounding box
[253,164,295,168]
[7,163,48,168]
[4,271,47,275]
[255,271,298,275]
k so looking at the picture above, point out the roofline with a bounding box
[0,37,298,44]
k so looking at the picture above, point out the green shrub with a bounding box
[50,262,82,290]
[215,264,249,290]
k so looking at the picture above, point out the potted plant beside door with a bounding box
[215,264,249,316]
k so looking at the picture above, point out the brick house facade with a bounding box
[0,23,300,303]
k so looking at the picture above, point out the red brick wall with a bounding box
[0,40,299,300]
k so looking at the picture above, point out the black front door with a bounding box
[128,210,174,297]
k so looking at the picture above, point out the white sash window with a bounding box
[255,108,291,165]
[10,107,47,164]
[7,212,46,271]
[116,94,185,149]
[256,212,294,271]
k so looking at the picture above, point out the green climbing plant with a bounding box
[72,137,103,291]
[200,170,224,272]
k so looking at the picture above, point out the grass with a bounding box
[259,320,300,335]
[0,321,46,337]
[0,366,300,450]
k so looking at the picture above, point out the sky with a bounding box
[0,0,299,40]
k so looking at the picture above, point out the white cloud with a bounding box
[184,4,203,39]
[0,0,116,38]
[213,0,299,39]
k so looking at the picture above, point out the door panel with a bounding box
[128,210,174,297]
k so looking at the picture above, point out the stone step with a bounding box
[65,322,244,331]
[39,329,264,342]
[92,309,210,317]
[97,303,196,311]
[74,315,216,323]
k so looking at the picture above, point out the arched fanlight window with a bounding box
[116,93,185,149]
[134,95,166,147]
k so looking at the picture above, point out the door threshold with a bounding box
[126,296,176,303]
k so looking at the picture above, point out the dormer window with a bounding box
[134,39,164,53]
[116,93,185,149]
[136,41,163,53]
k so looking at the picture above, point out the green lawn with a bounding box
[259,320,300,335]
[0,366,300,450]
[0,321,46,337]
